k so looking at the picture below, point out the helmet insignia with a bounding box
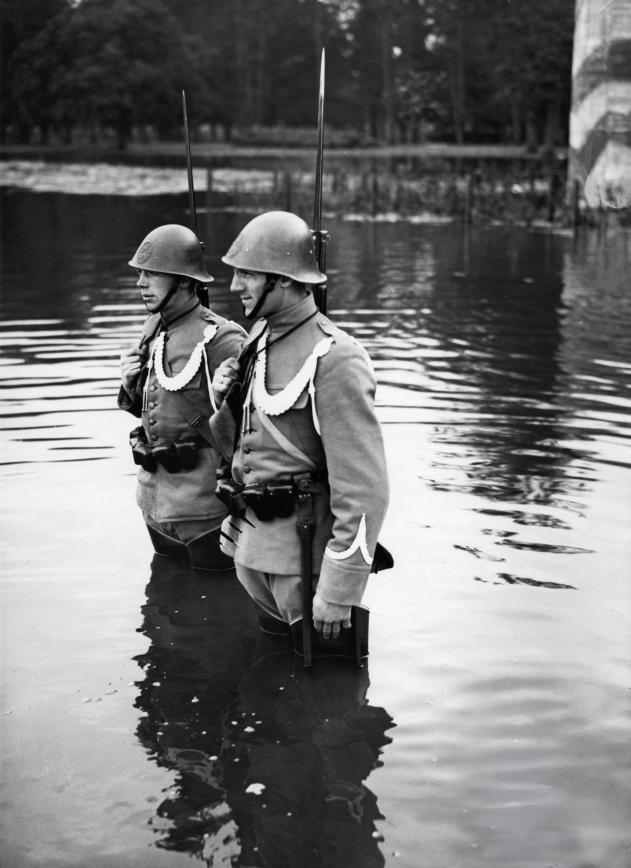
[136,241,153,264]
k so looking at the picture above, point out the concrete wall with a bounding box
[569,0,631,209]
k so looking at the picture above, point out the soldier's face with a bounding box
[136,269,178,312]
[230,268,269,317]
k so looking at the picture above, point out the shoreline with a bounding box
[0,152,609,229]
[0,141,557,166]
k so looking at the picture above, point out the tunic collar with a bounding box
[264,293,317,335]
[161,300,200,330]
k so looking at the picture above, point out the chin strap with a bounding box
[155,278,181,316]
[245,274,278,320]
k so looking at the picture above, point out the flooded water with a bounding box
[1,177,630,868]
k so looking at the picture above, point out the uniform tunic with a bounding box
[119,304,245,524]
[215,293,389,607]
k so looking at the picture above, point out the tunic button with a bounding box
[243,445,251,454]
[151,385,157,391]
[243,466,251,474]
[150,419,157,426]
[149,402,156,409]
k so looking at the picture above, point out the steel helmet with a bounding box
[129,224,213,284]
[222,211,325,284]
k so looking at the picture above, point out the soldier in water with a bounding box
[210,211,390,651]
[119,224,246,570]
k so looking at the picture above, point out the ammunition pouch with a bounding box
[215,475,248,518]
[214,469,321,521]
[129,426,207,474]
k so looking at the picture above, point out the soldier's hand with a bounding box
[120,348,146,392]
[312,592,352,640]
[212,357,241,405]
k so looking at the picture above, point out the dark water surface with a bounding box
[1,182,630,868]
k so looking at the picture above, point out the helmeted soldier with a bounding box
[119,224,246,569]
[210,211,390,650]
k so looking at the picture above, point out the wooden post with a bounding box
[205,167,213,220]
[371,165,378,217]
[283,171,292,212]
[465,173,473,223]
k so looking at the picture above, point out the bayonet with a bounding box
[182,90,208,307]
[182,89,198,238]
[312,49,329,314]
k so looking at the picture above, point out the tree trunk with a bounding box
[380,2,393,143]
[448,18,466,144]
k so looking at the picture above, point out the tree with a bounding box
[488,0,574,147]
[2,0,576,148]
[7,0,203,148]
[0,0,66,142]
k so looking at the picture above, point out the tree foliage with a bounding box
[1,0,575,148]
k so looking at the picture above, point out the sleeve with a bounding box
[207,381,243,460]
[117,383,143,417]
[117,314,158,417]
[204,321,246,374]
[314,338,389,606]
[204,321,247,457]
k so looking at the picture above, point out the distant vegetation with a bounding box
[1,0,574,151]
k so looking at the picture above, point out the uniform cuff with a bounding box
[117,384,142,416]
[316,556,370,607]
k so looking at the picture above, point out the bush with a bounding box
[229,125,380,149]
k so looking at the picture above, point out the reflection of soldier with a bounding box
[135,556,394,866]
[119,224,246,570]
[134,555,260,861]
[226,653,395,868]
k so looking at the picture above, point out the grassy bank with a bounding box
[0,141,581,226]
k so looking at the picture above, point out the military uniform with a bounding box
[119,302,246,553]
[213,293,389,619]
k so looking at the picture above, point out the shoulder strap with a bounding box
[172,387,215,447]
[255,407,318,470]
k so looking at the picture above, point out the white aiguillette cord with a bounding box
[242,323,333,435]
[240,309,317,435]
[142,322,218,410]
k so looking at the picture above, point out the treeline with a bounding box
[1,0,575,151]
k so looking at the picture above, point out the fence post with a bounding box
[371,162,378,217]
[465,173,473,223]
[571,178,581,230]
[283,171,292,212]
[205,167,213,221]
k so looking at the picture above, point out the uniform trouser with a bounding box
[143,514,224,544]
[235,564,369,663]
[235,564,316,626]
[143,513,232,571]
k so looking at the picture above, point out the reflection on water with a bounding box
[135,556,393,867]
[1,182,630,867]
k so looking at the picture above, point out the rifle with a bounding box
[312,49,329,315]
[182,89,209,307]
